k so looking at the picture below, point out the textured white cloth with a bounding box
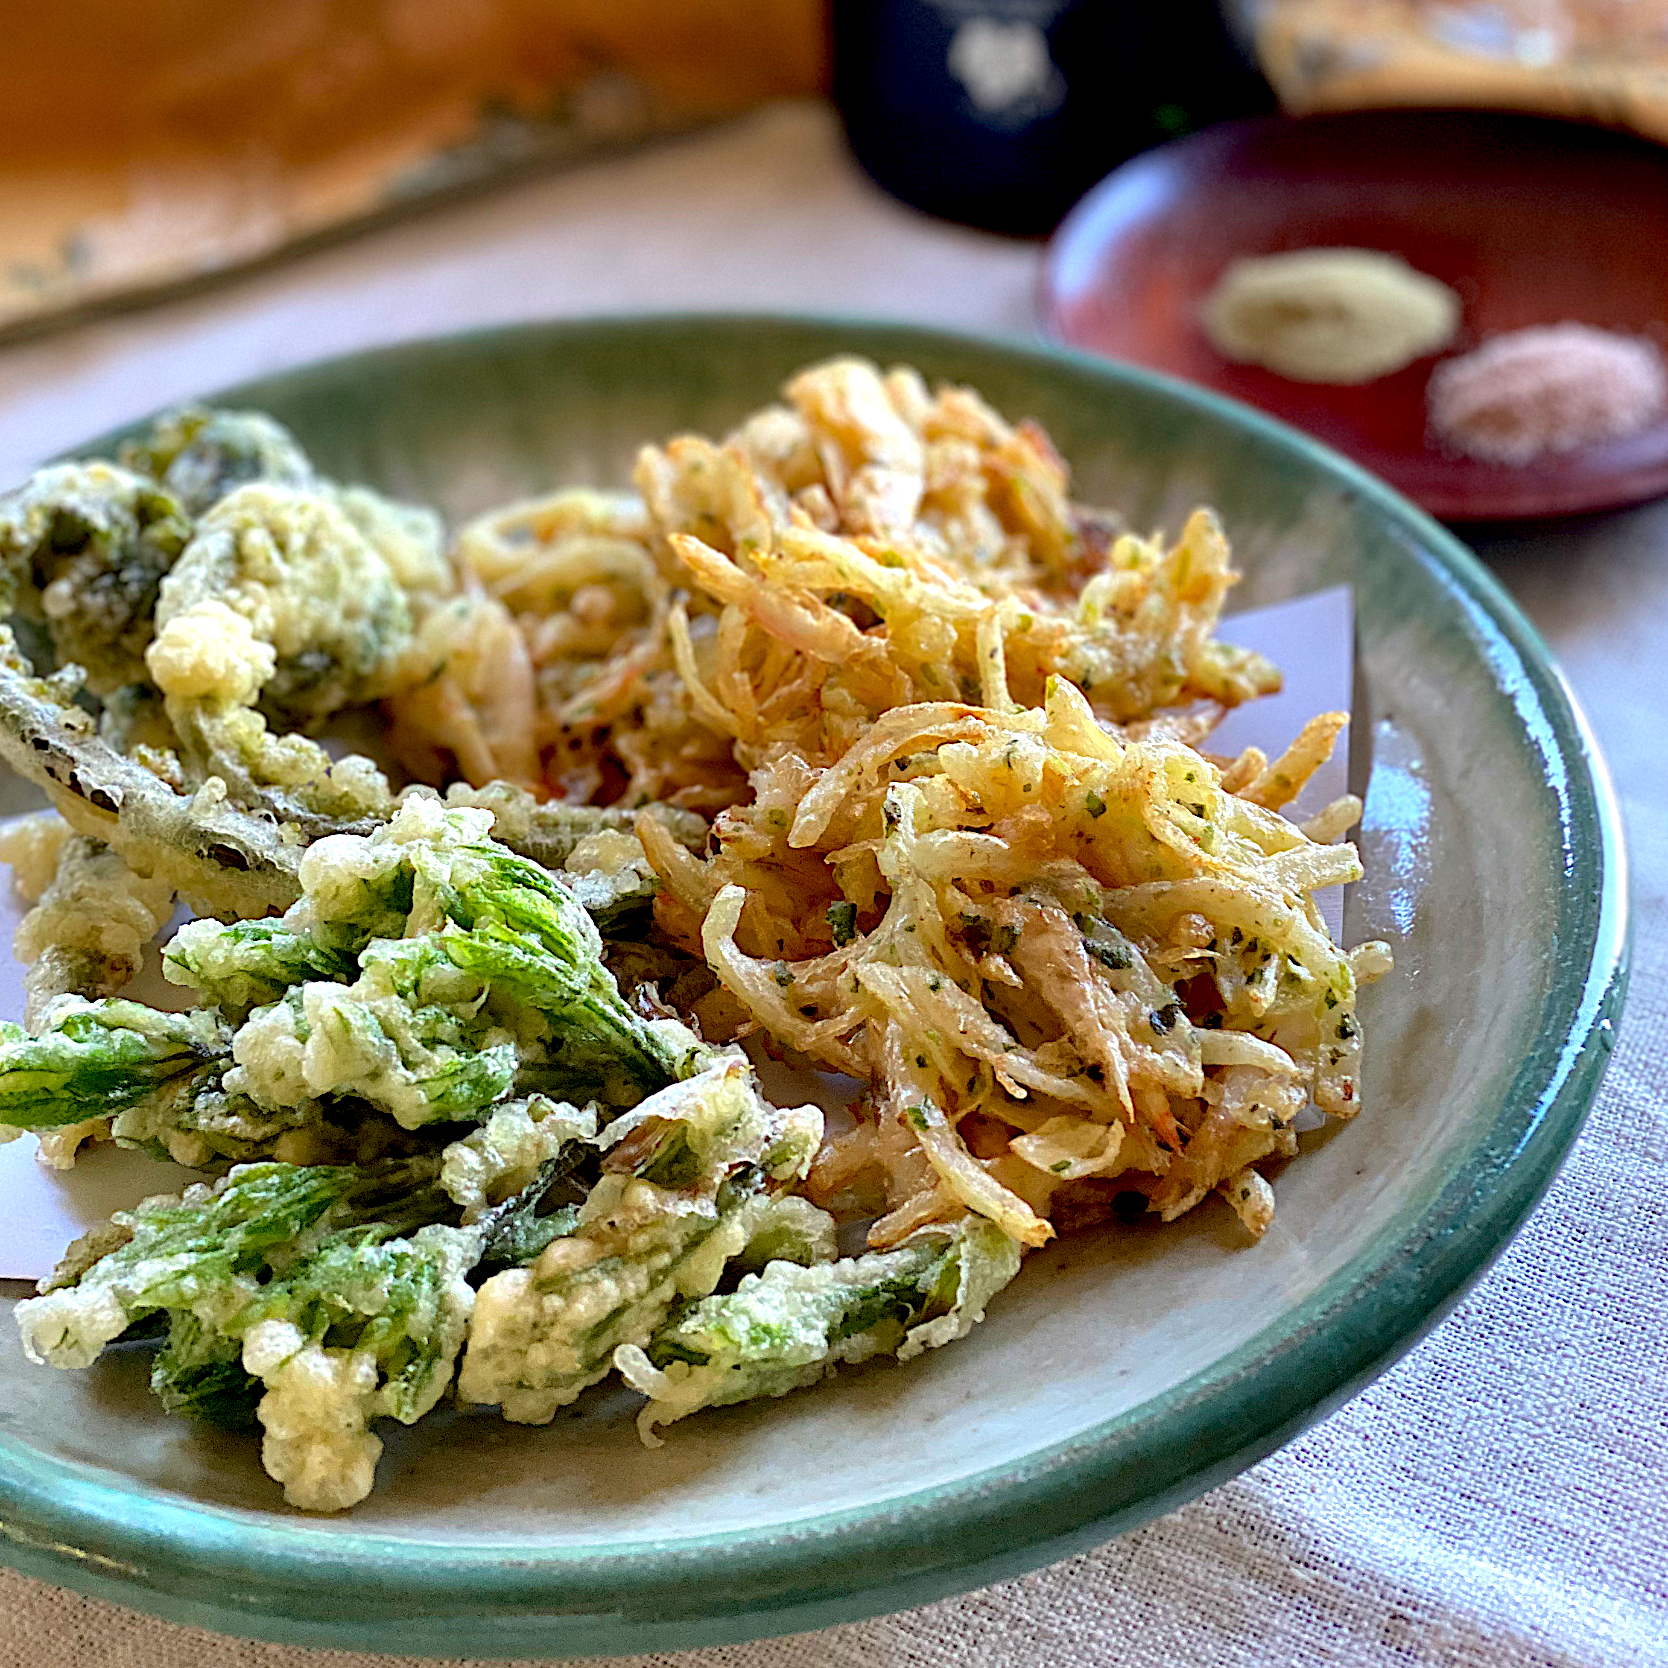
[1,101,1663,1668]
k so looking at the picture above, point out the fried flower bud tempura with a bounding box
[0,624,315,916]
[0,999,229,1132]
[214,797,703,1119]
[117,408,451,601]
[162,916,358,1021]
[0,994,344,1171]
[0,799,703,1173]
[0,820,176,1161]
[0,462,192,693]
[117,407,318,516]
[191,798,704,1130]
[0,814,174,1028]
[145,484,418,829]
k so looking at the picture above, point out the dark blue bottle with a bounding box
[832,0,1274,236]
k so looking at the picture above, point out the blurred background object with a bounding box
[1249,0,1668,140]
[831,0,1275,235]
[0,0,825,340]
[12,1,1668,342]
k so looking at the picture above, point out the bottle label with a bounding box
[929,0,1071,128]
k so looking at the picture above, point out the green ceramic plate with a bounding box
[0,317,1628,1658]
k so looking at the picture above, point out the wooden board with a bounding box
[0,1,825,339]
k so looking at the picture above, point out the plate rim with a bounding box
[0,312,1631,1657]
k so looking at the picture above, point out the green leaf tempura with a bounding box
[457,1056,823,1424]
[0,999,228,1130]
[18,1096,599,1512]
[615,1216,1022,1440]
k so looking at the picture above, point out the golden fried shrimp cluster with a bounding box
[384,357,1278,815]
[643,679,1386,1248]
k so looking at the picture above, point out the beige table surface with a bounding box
[1,100,1664,1668]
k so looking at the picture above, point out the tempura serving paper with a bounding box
[0,586,1355,1282]
[1213,582,1354,916]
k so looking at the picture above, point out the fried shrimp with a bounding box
[383,357,1276,816]
[390,487,740,810]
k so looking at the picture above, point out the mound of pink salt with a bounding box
[1427,324,1667,466]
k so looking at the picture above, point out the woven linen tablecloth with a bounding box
[0,102,1662,1668]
